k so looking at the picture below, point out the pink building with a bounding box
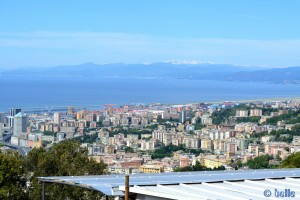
[264,142,288,155]
[179,157,190,168]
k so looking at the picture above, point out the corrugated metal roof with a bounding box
[38,168,300,196]
[122,178,300,200]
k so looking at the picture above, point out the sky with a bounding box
[0,0,300,69]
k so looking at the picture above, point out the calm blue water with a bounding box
[0,76,300,112]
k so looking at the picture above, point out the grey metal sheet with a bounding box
[38,168,300,196]
[123,178,300,200]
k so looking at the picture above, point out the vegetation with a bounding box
[0,141,107,200]
[43,131,57,137]
[157,118,179,123]
[151,144,204,159]
[211,108,236,124]
[280,152,300,168]
[266,109,300,125]
[109,127,151,139]
[194,124,205,130]
[148,123,158,130]
[71,134,98,144]
[174,160,225,172]
[151,144,184,159]
[245,154,278,169]
[124,146,134,153]
[96,121,103,127]
[236,116,260,123]
[211,105,283,125]
[42,140,52,147]
[0,150,27,200]
[250,131,269,139]
[262,107,278,116]
[211,104,251,124]
[266,124,300,143]
[194,117,206,130]
[185,148,205,155]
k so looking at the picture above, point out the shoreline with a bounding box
[2,96,300,113]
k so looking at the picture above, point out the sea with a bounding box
[1,76,300,112]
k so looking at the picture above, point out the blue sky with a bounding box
[0,0,300,69]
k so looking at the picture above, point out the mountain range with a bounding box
[1,62,300,84]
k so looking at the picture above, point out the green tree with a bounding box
[280,152,300,168]
[174,161,224,172]
[71,134,98,143]
[269,125,300,143]
[0,150,28,200]
[236,159,243,168]
[25,140,107,200]
[151,144,204,159]
[194,118,206,130]
[43,131,57,137]
[193,160,205,171]
[245,154,276,169]
[124,146,134,153]
[266,109,300,125]
[262,107,278,116]
[151,144,185,159]
[236,116,260,123]
[211,104,249,124]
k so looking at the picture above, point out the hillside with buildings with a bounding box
[1,99,300,175]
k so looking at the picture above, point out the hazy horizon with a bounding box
[0,60,278,72]
[1,1,300,70]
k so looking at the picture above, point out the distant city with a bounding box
[2,1,300,199]
[1,98,300,174]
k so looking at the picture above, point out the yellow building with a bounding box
[200,138,212,150]
[76,112,83,120]
[177,124,185,132]
[139,165,163,173]
[202,155,227,169]
[173,150,184,160]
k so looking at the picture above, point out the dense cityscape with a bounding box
[1,1,300,199]
[1,99,300,175]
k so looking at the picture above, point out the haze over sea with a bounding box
[1,76,300,112]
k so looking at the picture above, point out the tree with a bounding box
[245,154,276,169]
[236,159,243,168]
[0,150,28,200]
[174,161,224,172]
[43,131,57,137]
[211,104,249,125]
[236,116,260,123]
[280,152,300,168]
[71,134,98,143]
[125,146,134,153]
[268,125,300,143]
[266,110,300,125]
[151,144,185,159]
[25,140,107,200]
[0,141,107,200]
[193,160,204,171]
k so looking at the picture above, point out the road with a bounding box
[0,141,31,156]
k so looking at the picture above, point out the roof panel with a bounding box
[123,179,299,200]
[38,168,300,196]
